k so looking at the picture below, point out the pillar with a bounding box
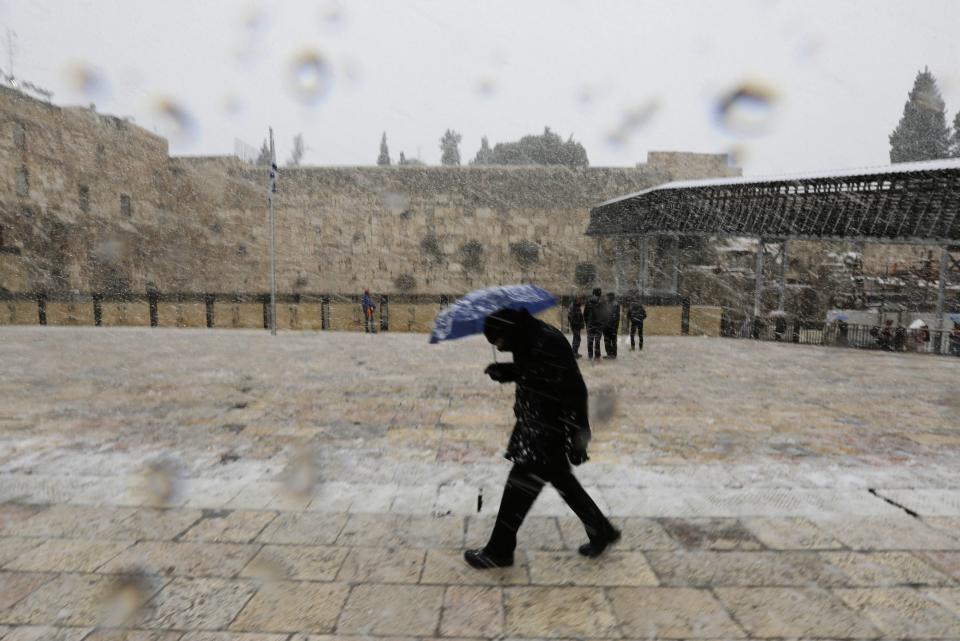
[778,240,787,312]
[753,237,765,318]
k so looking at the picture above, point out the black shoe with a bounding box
[464,548,514,569]
[578,528,621,558]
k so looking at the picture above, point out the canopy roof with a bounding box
[587,158,960,243]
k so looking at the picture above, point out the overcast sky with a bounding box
[4,0,960,175]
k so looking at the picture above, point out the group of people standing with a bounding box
[567,288,646,361]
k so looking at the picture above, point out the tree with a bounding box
[398,151,425,166]
[377,132,391,166]
[952,111,960,158]
[440,129,462,165]
[255,139,272,166]
[472,127,589,167]
[471,136,495,164]
[287,133,305,167]
[889,67,952,163]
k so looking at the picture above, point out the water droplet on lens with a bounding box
[64,62,109,99]
[382,192,410,215]
[152,97,198,145]
[288,50,333,106]
[101,570,153,626]
[714,82,778,137]
[591,387,617,424]
[282,447,319,497]
[319,1,346,31]
[139,456,182,506]
[476,76,496,98]
[606,101,660,147]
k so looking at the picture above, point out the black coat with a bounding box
[604,301,621,332]
[567,302,584,330]
[583,295,606,330]
[494,316,590,467]
[628,302,646,322]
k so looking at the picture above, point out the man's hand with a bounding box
[568,447,589,466]
[484,363,514,383]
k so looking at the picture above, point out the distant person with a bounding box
[464,308,620,569]
[950,322,960,356]
[583,288,606,362]
[602,292,620,358]
[567,297,584,359]
[837,319,849,347]
[628,298,646,351]
[361,289,376,333]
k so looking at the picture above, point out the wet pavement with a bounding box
[1,326,959,640]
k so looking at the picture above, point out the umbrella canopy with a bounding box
[429,284,557,344]
[826,311,849,322]
[950,313,960,324]
[909,319,928,329]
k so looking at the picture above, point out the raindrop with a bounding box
[100,570,153,626]
[282,447,319,498]
[318,1,346,32]
[245,553,288,582]
[93,237,127,264]
[714,82,778,137]
[152,97,198,145]
[726,144,750,167]
[382,191,410,215]
[287,50,333,106]
[64,62,109,99]
[139,456,183,506]
[475,76,496,99]
[590,387,617,425]
[606,101,660,147]
[222,95,244,117]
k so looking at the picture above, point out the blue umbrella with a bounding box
[429,284,557,344]
[950,313,960,324]
[826,311,849,323]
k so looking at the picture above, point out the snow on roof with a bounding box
[596,157,960,209]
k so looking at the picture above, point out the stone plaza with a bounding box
[1,326,960,640]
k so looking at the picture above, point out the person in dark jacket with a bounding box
[464,308,620,569]
[583,288,606,362]
[628,298,646,351]
[602,292,620,358]
[567,297,584,359]
[361,289,376,333]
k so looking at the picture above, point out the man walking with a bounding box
[464,308,620,569]
[361,289,376,333]
[567,297,584,359]
[629,297,646,351]
[603,292,620,359]
[583,288,606,362]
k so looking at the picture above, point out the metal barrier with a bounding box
[722,313,960,357]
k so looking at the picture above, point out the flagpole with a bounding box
[268,127,277,336]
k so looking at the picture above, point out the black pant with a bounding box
[586,328,602,359]
[571,328,582,355]
[603,328,617,357]
[364,313,375,333]
[485,463,615,556]
[630,320,644,349]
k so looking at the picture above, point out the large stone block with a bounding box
[277,303,322,330]
[0,300,39,324]
[100,302,150,326]
[689,305,722,336]
[387,303,440,333]
[213,302,264,329]
[45,301,95,326]
[646,305,682,336]
[156,302,205,328]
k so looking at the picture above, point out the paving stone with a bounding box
[504,586,620,638]
[4,573,165,627]
[647,550,848,587]
[659,518,765,550]
[610,588,743,639]
[337,584,444,636]
[467,515,564,550]
[4,538,132,573]
[926,587,960,617]
[180,510,276,543]
[0,627,93,641]
[100,541,260,578]
[112,509,204,541]
[240,545,347,582]
[817,516,960,550]
[335,514,463,548]
[335,546,425,583]
[255,513,347,546]
[716,586,878,638]
[921,551,960,581]
[232,581,348,633]
[0,572,53,610]
[139,577,256,631]
[0,537,44,566]
[527,550,658,586]
[180,633,288,641]
[11,506,137,539]
[0,504,44,531]
[822,551,955,586]
[83,630,184,641]
[420,549,529,586]
[440,585,503,637]
[744,516,844,549]
[835,587,960,638]
[557,515,678,551]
